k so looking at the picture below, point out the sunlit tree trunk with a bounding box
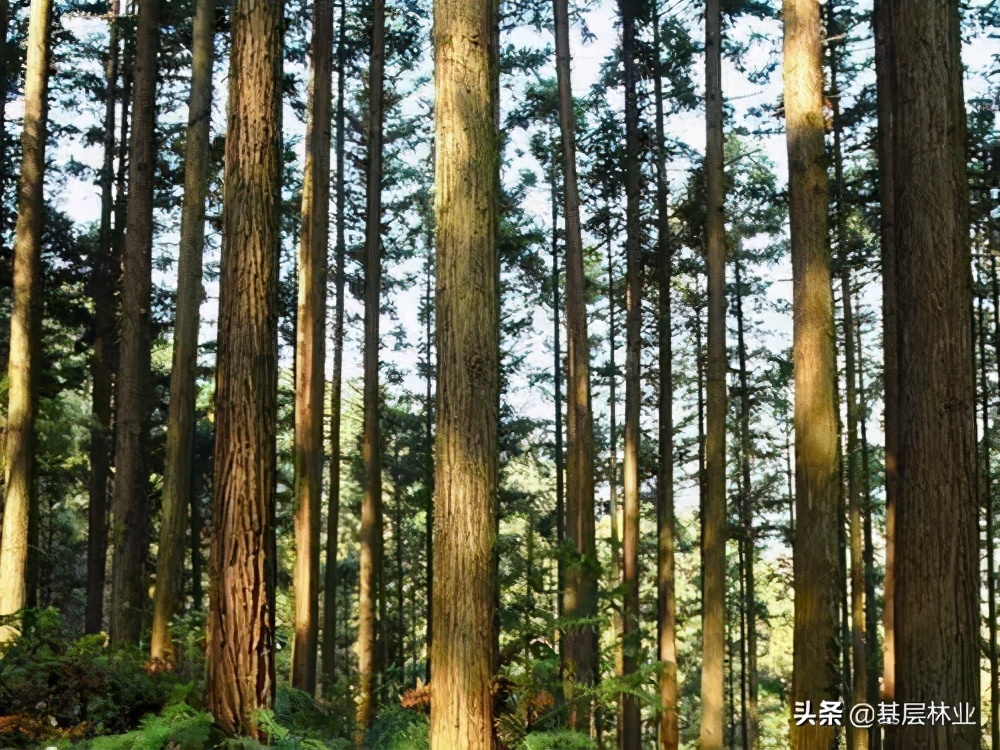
[428,0,499,741]
[321,0,347,690]
[553,0,598,724]
[549,159,565,687]
[886,2,978,747]
[150,0,214,665]
[701,0,727,747]
[422,226,434,685]
[356,0,386,734]
[110,0,160,645]
[291,0,333,695]
[204,0,282,733]
[86,0,120,636]
[652,10,677,748]
[0,0,52,637]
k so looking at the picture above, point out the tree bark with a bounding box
[204,0,283,733]
[0,0,52,637]
[701,0,727,747]
[356,0,386,734]
[321,0,347,690]
[150,0,214,665]
[428,0,499,742]
[553,0,598,722]
[873,4,896,745]
[86,0,120,636]
[887,2,978,747]
[784,2,841,749]
[110,0,160,646]
[652,10,677,748]
[550,158,565,690]
[291,0,333,695]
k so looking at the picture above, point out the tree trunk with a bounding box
[428,0,499,742]
[873,4,896,745]
[701,0,727,747]
[784,2,841,749]
[619,0,643,746]
[204,0,283,733]
[652,10,678,748]
[733,256,757,750]
[550,158,565,690]
[553,0,598,722]
[150,0,214,665]
[86,0,120,636]
[887,2,978,747]
[110,0,160,646]
[291,0,333,695]
[423,228,434,685]
[0,0,52,637]
[321,0,347,691]
[356,0,386,734]
[990,256,1000,750]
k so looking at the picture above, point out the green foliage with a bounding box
[83,702,213,750]
[364,706,429,750]
[0,608,184,743]
[521,730,597,750]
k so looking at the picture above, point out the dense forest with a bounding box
[0,0,997,746]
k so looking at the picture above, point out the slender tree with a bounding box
[204,0,283,732]
[356,0,386,733]
[150,0,215,665]
[886,1,978,746]
[85,0,120,636]
[701,0,727,746]
[652,9,678,749]
[427,0,499,741]
[291,0,333,694]
[110,0,160,645]
[0,0,53,637]
[321,0,348,689]
[553,0,598,724]
[784,2,841,749]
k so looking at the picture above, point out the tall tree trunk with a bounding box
[619,0,643,746]
[550,160,565,689]
[291,0,333,695]
[733,256,757,750]
[652,10,677,748]
[86,0,120,636]
[990,256,1000,750]
[423,227,434,685]
[784,2,841,749]
[873,5,896,745]
[428,0,499,742]
[321,0,347,690]
[356,0,386,734]
[150,0,214,665]
[110,0,160,646]
[204,0,282,732]
[886,2,978,747]
[0,0,52,637]
[553,0,598,723]
[830,31,867,748]
[701,0,727,747]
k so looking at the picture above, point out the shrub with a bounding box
[521,730,597,750]
[365,706,429,750]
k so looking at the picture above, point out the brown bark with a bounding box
[887,1,978,747]
[873,4,896,744]
[784,2,842,749]
[0,0,52,636]
[990,256,1000,750]
[356,0,386,735]
[150,0,214,664]
[701,0,726,747]
[291,0,333,695]
[553,0,598,720]
[550,160,565,686]
[652,10,677,749]
[110,0,160,646]
[204,0,283,733]
[428,0,499,741]
[619,1,643,747]
[86,0,120,636]
[321,0,347,690]
[422,229,434,686]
